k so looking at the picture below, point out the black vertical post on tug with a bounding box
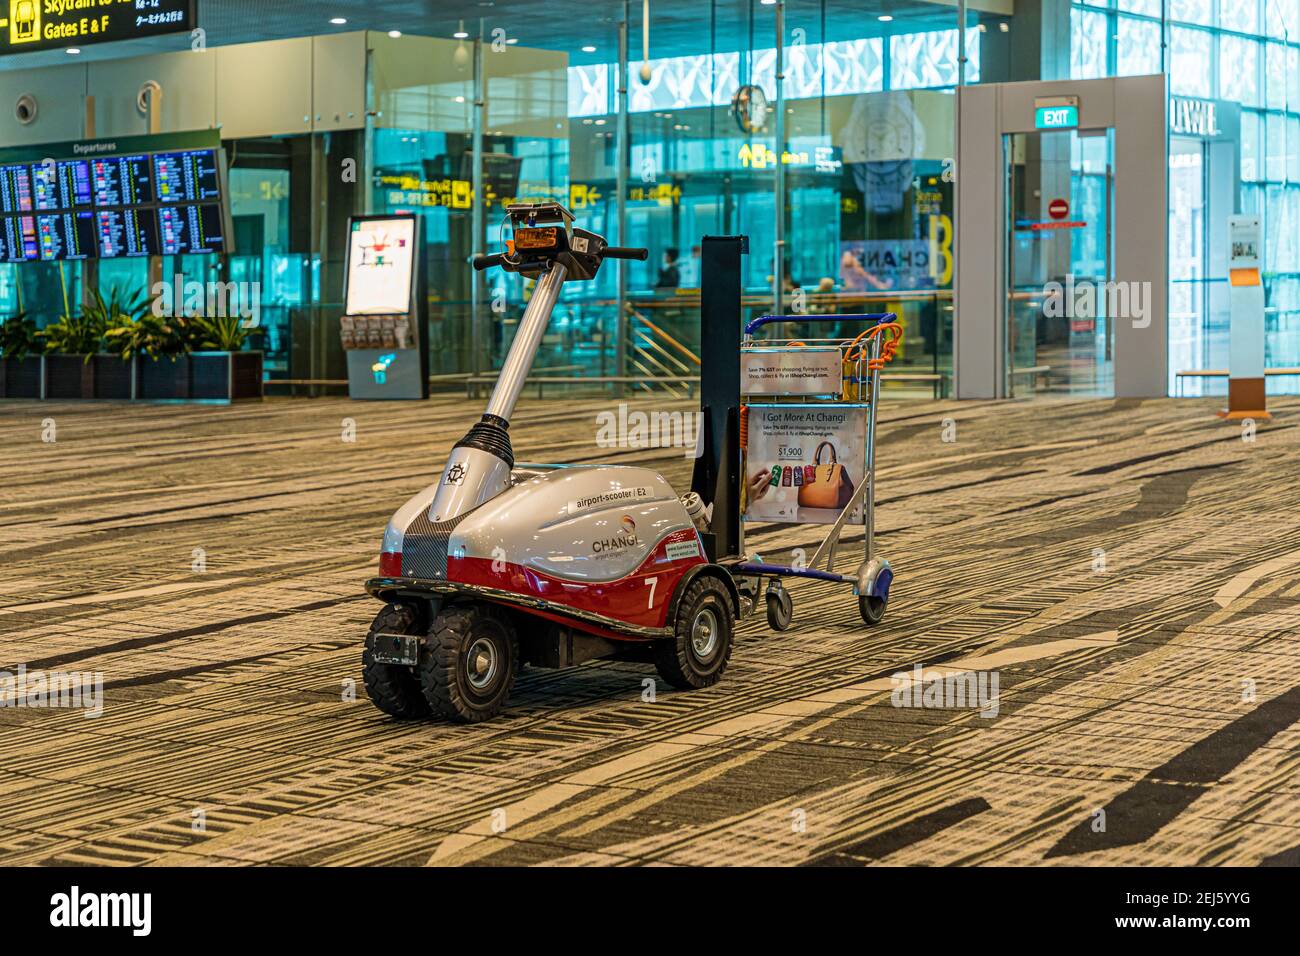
[415,217,430,399]
[691,235,748,562]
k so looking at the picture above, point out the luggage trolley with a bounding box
[733,312,902,628]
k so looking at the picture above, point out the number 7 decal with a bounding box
[644,576,658,609]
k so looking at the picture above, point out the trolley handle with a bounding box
[743,312,896,336]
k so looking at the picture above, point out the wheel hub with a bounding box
[690,607,719,660]
[466,637,499,690]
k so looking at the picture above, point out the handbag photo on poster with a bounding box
[798,440,855,510]
[742,404,867,525]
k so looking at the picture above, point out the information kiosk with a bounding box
[340,214,429,400]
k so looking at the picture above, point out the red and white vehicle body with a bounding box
[370,465,714,640]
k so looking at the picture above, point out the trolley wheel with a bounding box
[418,602,519,723]
[362,603,432,719]
[858,594,887,626]
[766,585,793,631]
[655,576,734,690]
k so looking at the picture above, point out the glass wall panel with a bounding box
[1073,0,1300,395]
[1117,16,1163,76]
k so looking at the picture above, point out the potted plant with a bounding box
[190,314,263,401]
[135,311,198,400]
[40,308,106,400]
[0,311,43,399]
[86,287,147,399]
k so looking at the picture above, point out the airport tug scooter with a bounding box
[363,202,899,722]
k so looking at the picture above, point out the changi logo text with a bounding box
[592,515,639,553]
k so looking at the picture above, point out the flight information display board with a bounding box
[0,145,228,262]
[90,154,154,206]
[34,160,93,210]
[153,150,221,203]
[1,216,37,261]
[157,204,224,254]
[38,211,97,261]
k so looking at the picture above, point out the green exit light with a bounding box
[1035,105,1079,129]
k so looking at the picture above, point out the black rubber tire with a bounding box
[766,586,793,631]
[362,603,432,719]
[859,594,887,626]
[654,576,734,689]
[418,603,519,723]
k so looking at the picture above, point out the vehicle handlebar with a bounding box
[600,246,649,261]
[471,252,509,271]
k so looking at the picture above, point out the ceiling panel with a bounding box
[0,0,1000,71]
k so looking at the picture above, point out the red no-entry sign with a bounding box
[1048,198,1070,220]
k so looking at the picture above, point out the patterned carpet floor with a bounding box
[0,393,1298,866]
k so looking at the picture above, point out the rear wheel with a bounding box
[655,576,734,689]
[362,603,431,719]
[766,584,793,631]
[418,603,519,723]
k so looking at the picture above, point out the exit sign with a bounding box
[1035,105,1078,129]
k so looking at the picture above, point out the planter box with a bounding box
[93,355,134,399]
[44,354,96,399]
[0,356,43,398]
[137,355,191,400]
[139,351,262,402]
[0,352,263,402]
[190,351,263,401]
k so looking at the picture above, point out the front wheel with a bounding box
[418,603,519,723]
[362,603,431,719]
[858,594,887,626]
[655,576,734,689]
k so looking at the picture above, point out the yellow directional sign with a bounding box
[1,0,195,56]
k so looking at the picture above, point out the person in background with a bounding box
[678,244,702,288]
[655,247,681,290]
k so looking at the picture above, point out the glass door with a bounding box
[1168,137,1210,393]
[1005,128,1115,396]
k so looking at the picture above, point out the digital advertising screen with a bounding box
[0,142,230,262]
[344,217,417,316]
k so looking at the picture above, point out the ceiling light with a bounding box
[330,17,347,25]
[388,30,402,38]
[999,21,1009,32]
[506,37,518,44]
[66,47,80,54]
[582,45,597,53]
[878,15,893,22]
[454,30,469,38]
